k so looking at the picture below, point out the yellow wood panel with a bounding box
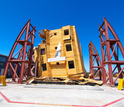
[50,41,62,44]
[49,52,64,57]
[52,71,67,77]
[49,50,64,54]
[75,61,80,73]
[61,27,66,57]
[40,55,46,60]
[62,26,71,30]
[34,47,38,62]
[63,35,70,40]
[51,64,65,69]
[49,29,61,33]
[51,63,67,77]
[41,60,47,64]
[46,62,49,77]
[52,69,66,71]
[40,57,47,64]
[66,56,74,61]
[50,38,62,42]
[42,71,48,77]
[50,46,62,50]
[67,69,77,75]
[70,26,80,74]
[50,32,62,40]
[50,61,65,65]
[40,44,46,48]
[49,31,63,57]
[50,55,55,58]
[72,26,85,73]
[64,40,71,44]
[38,62,42,77]
[52,76,67,78]
[48,50,56,53]
[66,51,73,56]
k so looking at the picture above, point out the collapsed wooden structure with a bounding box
[26,76,102,86]
[34,25,86,79]
[4,17,123,86]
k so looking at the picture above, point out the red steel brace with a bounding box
[4,20,36,83]
[99,17,124,86]
[89,41,102,80]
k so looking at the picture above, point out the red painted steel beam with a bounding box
[4,20,36,83]
[89,41,102,80]
[99,17,124,86]
[30,49,37,77]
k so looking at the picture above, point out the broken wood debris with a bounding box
[26,76,103,86]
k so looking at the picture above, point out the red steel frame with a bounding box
[4,20,36,83]
[30,49,37,77]
[89,41,102,80]
[99,17,124,86]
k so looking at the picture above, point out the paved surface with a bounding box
[0,83,124,107]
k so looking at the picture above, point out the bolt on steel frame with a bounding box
[4,20,36,83]
[99,17,124,86]
[89,41,102,80]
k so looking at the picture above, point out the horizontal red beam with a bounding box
[8,60,30,63]
[91,66,102,68]
[104,61,124,64]
[17,40,32,46]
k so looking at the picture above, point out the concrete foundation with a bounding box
[0,83,124,107]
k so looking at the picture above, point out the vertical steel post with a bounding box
[104,20,114,86]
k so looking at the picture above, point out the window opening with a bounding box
[64,29,69,35]
[42,63,47,71]
[68,61,74,69]
[41,49,45,55]
[0,56,6,62]
[66,44,72,51]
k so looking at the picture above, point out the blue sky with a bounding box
[0,0,124,72]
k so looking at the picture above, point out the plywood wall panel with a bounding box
[35,25,86,78]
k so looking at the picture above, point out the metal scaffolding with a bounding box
[99,17,124,86]
[4,20,36,83]
[89,41,102,80]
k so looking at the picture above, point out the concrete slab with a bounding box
[0,83,124,107]
[24,84,104,91]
